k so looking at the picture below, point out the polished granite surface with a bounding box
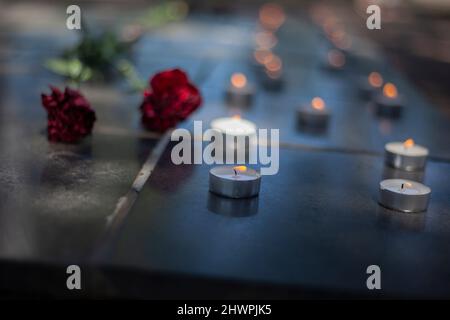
[0,3,449,298]
[103,146,450,299]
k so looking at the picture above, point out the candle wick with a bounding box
[233,169,237,176]
[401,183,404,189]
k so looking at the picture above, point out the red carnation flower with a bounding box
[140,69,202,132]
[41,86,96,143]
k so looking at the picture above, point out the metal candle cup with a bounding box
[385,139,428,171]
[297,97,330,128]
[225,73,254,106]
[358,72,383,100]
[379,179,431,213]
[375,82,403,117]
[209,166,261,199]
[210,116,257,162]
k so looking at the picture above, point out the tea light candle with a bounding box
[211,115,257,160]
[385,138,428,171]
[211,115,257,137]
[297,97,331,128]
[262,54,284,91]
[375,83,403,117]
[209,165,261,198]
[379,179,431,213]
[225,73,254,106]
[359,71,383,99]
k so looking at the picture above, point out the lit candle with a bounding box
[210,115,257,160]
[211,115,257,137]
[253,50,284,90]
[225,73,254,106]
[385,138,428,171]
[379,179,431,212]
[261,54,284,90]
[359,71,383,99]
[209,165,261,198]
[375,82,403,117]
[326,49,346,71]
[297,97,331,128]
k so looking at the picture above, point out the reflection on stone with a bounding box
[207,192,258,217]
[41,140,93,188]
[376,205,426,232]
[297,121,328,136]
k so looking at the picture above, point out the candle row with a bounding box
[358,72,404,117]
[207,115,431,213]
[379,138,431,212]
[211,7,430,213]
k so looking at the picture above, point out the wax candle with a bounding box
[375,83,403,117]
[297,97,331,128]
[225,73,254,106]
[359,71,383,99]
[262,54,284,90]
[385,138,428,171]
[262,67,284,90]
[209,165,261,198]
[379,179,431,212]
[211,115,257,137]
[210,115,257,161]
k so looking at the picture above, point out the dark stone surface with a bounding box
[0,32,159,263]
[105,147,450,298]
[0,3,449,298]
[0,131,157,263]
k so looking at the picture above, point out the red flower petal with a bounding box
[140,69,202,132]
[41,86,96,143]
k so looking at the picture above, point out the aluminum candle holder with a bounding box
[225,73,254,107]
[358,72,383,100]
[379,179,431,213]
[210,116,257,162]
[297,97,331,128]
[375,82,403,117]
[385,139,428,171]
[209,166,261,199]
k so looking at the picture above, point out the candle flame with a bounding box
[311,97,325,110]
[259,3,286,31]
[254,49,273,65]
[231,73,247,89]
[232,114,241,120]
[233,165,247,174]
[368,72,383,88]
[403,138,415,148]
[383,83,398,99]
[401,182,413,189]
[264,54,282,72]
